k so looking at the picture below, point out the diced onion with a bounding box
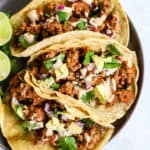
[89,15,107,28]
[23,33,35,44]
[27,9,39,23]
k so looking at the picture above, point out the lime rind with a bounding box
[0,12,13,46]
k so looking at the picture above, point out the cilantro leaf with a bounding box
[11,58,20,74]
[77,20,87,30]
[106,44,122,56]
[83,51,94,65]
[57,11,69,23]
[103,62,121,69]
[1,44,10,56]
[57,136,77,150]
[18,34,36,48]
[51,83,60,90]
[81,90,95,103]
[82,118,94,128]
[44,59,54,70]
[44,53,65,70]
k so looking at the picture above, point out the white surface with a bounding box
[104,0,150,150]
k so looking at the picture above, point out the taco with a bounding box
[26,33,139,124]
[10,0,129,57]
[0,71,113,150]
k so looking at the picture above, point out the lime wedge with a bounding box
[0,12,13,46]
[0,51,11,81]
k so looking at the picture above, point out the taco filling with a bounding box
[29,44,137,107]
[7,73,109,150]
[15,0,120,48]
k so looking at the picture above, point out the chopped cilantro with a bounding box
[83,51,94,65]
[77,20,87,30]
[1,44,10,56]
[51,83,60,90]
[57,136,77,150]
[103,62,121,69]
[18,34,36,48]
[81,90,95,103]
[21,121,37,131]
[44,53,65,70]
[106,44,122,56]
[44,59,54,70]
[82,118,94,128]
[57,11,69,23]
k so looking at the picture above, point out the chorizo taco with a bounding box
[0,71,114,150]
[26,33,139,124]
[10,0,129,57]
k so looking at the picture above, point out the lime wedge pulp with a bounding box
[0,12,13,46]
[0,51,11,81]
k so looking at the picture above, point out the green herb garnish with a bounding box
[44,53,65,70]
[81,90,95,103]
[77,20,87,30]
[44,59,54,70]
[21,121,37,131]
[107,44,122,56]
[51,83,60,90]
[103,62,121,69]
[57,136,77,150]
[82,118,94,128]
[83,51,94,65]
[18,34,36,48]
[57,11,69,23]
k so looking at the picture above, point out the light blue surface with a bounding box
[104,0,149,150]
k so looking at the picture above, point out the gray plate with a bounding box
[0,0,144,149]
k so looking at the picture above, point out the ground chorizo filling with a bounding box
[8,74,105,150]
[15,0,120,48]
[29,45,136,106]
